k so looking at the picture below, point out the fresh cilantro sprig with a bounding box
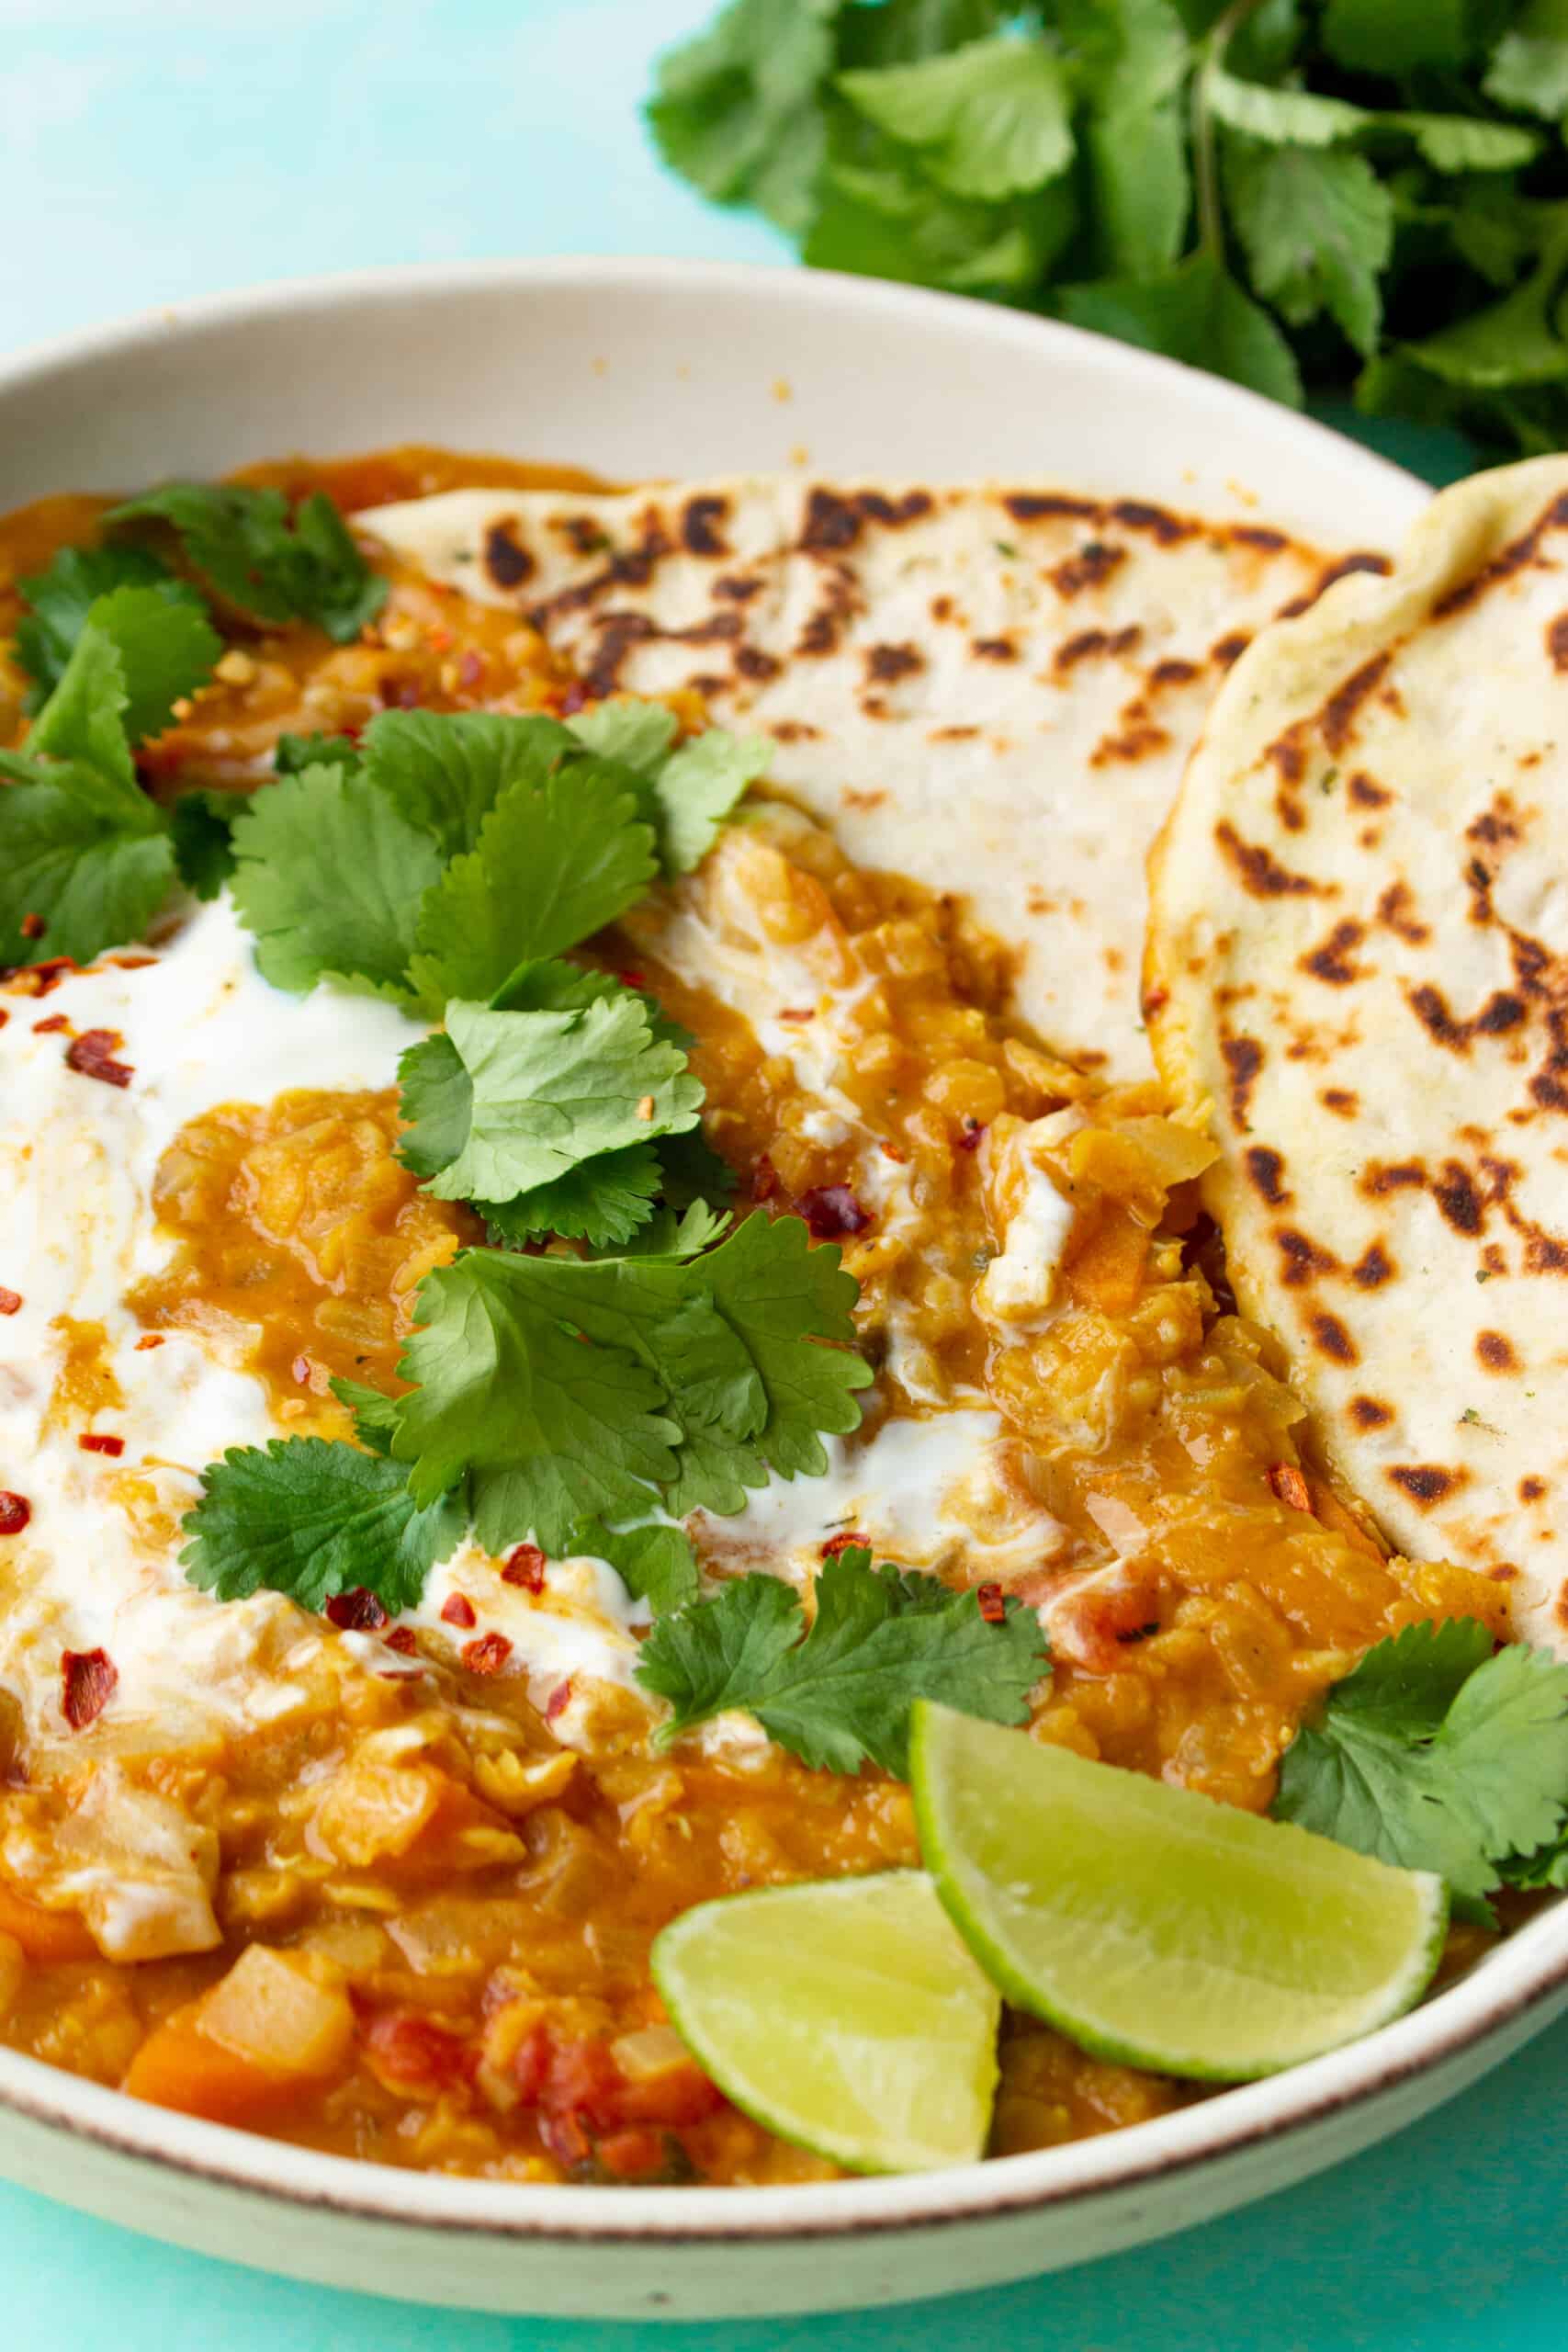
[14,542,210,714]
[636,1544,1049,1777]
[397,962,705,1246]
[0,589,224,966]
[1274,1619,1568,1920]
[107,482,387,642]
[649,0,1568,458]
[179,1204,869,1608]
[226,706,764,1011]
[181,1436,468,1614]
[391,1208,872,1552]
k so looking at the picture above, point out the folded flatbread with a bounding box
[1147,456,1568,1653]
[362,475,1353,1081]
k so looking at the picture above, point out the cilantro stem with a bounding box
[1192,0,1262,262]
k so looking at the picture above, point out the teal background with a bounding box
[0,0,1557,2342]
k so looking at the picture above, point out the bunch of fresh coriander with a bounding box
[648,0,1568,458]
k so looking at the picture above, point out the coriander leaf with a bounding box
[646,0,839,234]
[392,1211,867,1542]
[328,1376,402,1458]
[363,708,578,857]
[181,1437,466,1614]
[655,1125,737,1212]
[1393,115,1540,174]
[838,36,1073,201]
[228,762,443,999]
[395,1032,476,1180]
[1225,141,1393,357]
[393,1251,681,1550]
[564,705,769,876]
[109,483,387,642]
[572,1516,701,1612]
[275,729,362,777]
[1301,1617,1495,1742]
[638,1569,801,1733]
[0,768,174,968]
[567,700,679,773]
[466,1209,869,1511]
[1403,224,1568,389]
[0,609,176,966]
[807,116,1069,292]
[1275,1621,1568,1912]
[406,763,657,1006]
[655,729,773,874]
[79,585,221,746]
[1485,0,1568,119]
[412,992,703,1208]
[482,1142,667,1249]
[655,1289,768,1438]
[169,789,239,900]
[14,544,208,715]
[1060,250,1303,408]
[1321,0,1469,74]
[1497,1829,1568,1892]
[1206,69,1366,147]
[1055,0,1190,278]
[637,1546,1048,1776]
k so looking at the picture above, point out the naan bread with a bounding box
[362,475,1353,1080]
[1147,456,1568,1654]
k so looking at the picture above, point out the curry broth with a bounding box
[0,453,1506,2183]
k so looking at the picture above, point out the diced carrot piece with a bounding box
[122,2012,303,2126]
[0,1880,97,1963]
[1066,1204,1149,1314]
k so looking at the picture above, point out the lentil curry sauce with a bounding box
[0,452,1502,2186]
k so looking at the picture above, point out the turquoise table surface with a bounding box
[0,3,1560,2344]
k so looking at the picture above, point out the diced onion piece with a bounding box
[610,2024,692,2082]
[198,1945,355,2080]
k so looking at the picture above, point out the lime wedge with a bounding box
[910,1702,1449,2082]
[651,1871,1000,2173]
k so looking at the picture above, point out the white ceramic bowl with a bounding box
[0,256,1560,2321]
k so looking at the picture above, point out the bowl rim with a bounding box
[0,250,1552,2248]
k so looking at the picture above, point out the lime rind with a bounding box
[651,1869,1001,2174]
[909,1702,1450,2084]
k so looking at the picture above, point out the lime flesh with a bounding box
[910,1702,1449,2082]
[651,1870,1000,2174]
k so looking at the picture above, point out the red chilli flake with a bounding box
[0,1493,31,1535]
[799,1184,871,1239]
[78,1432,124,1458]
[957,1119,987,1153]
[383,1626,419,1656]
[502,1543,547,1592]
[61,1647,118,1730]
[65,1029,134,1088]
[546,1675,573,1721]
[19,913,45,941]
[325,1587,389,1632]
[32,1013,70,1035]
[820,1531,868,1560]
[441,1592,478,1630]
[134,1333,164,1351]
[463,1632,513,1677]
[0,1288,21,1317]
[976,1583,1007,1625]
[1267,1462,1313,1514]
